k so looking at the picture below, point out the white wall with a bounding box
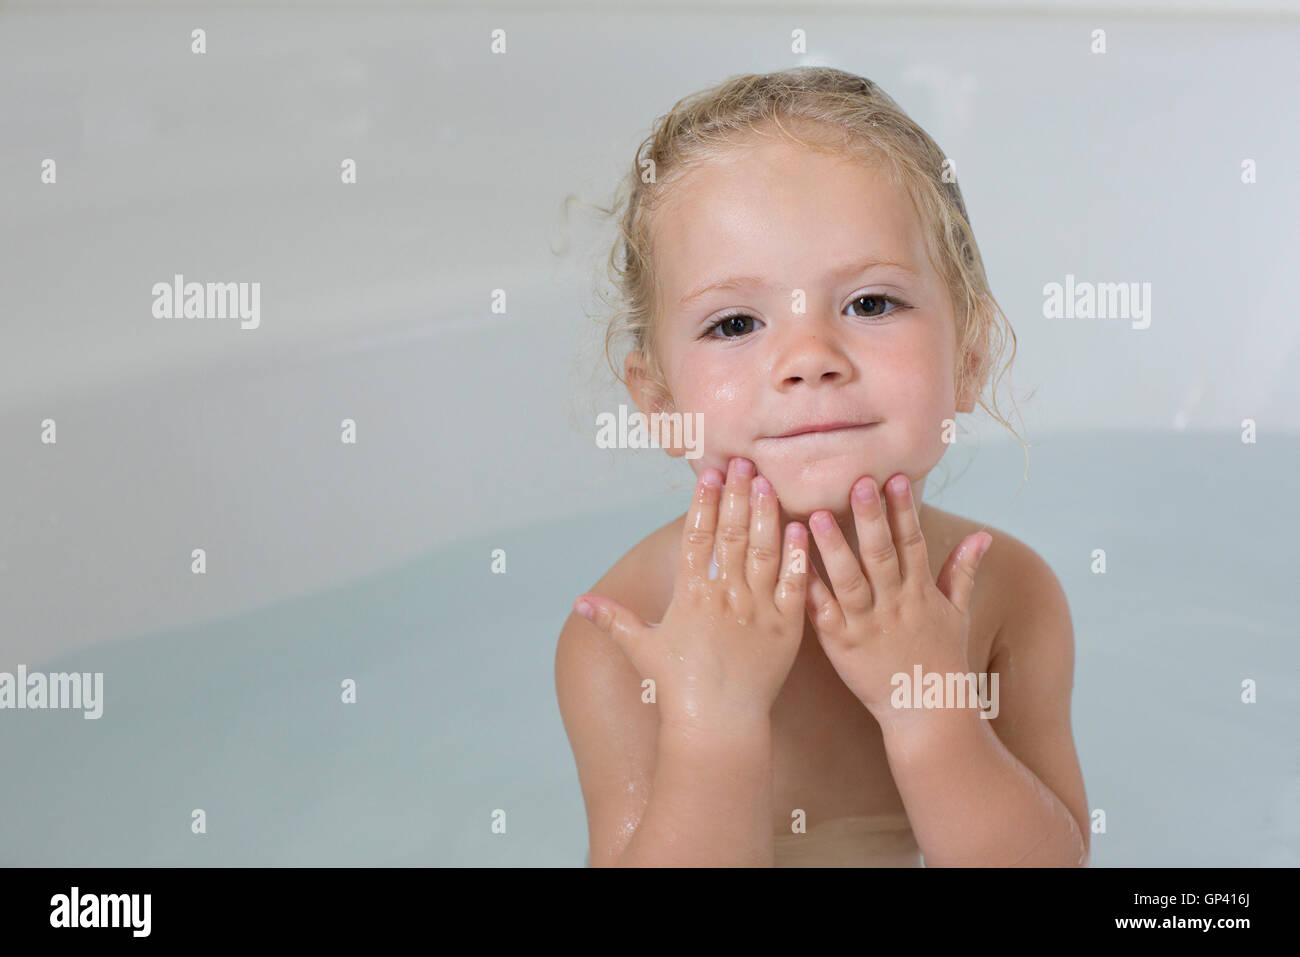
[2,3,1297,662]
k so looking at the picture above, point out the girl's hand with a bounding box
[805,473,992,730]
[574,457,809,737]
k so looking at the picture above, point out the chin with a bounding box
[759,459,875,520]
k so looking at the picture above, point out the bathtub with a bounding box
[3,417,1298,865]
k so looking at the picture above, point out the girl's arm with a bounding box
[561,460,810,867]
[621,716,776,867]
[880,544,1091,867]
[557,609,780,867]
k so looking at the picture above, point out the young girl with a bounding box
[555,67,1089,867]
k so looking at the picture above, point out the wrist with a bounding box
[659,708,772,751]
[876,700,984,752]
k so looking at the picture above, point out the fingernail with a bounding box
[701,468,723,487]
[575,600,595,622]
[753,475,773,496]
[976,536,992,561]
[732,457,755,477]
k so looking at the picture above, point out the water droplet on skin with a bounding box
[710,381,739,403]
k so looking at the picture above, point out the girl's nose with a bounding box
[770,313,853,388]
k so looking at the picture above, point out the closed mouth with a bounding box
[765,423,878,439]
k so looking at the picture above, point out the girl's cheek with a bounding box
[707,379,742,404]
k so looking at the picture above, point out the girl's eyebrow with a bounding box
[678,256,918,307]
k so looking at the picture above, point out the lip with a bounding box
[765,421,878,439]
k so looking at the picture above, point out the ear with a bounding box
[624,350,686,459]
[955,316,992,415]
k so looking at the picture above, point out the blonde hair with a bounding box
[575,67,1030,496]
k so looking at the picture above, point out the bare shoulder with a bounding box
[920,504,1068,669]
[553,513,682,866]
[555,512,683,688]
[971,519,1072,674]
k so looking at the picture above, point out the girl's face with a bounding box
[631,133,976,522]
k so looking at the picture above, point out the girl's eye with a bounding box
[703,313,761,339]
[846,293,906,319]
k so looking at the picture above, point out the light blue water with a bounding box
[2,432,1297,865]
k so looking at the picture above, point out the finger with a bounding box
[773,521,810,624]
[938,534,991,616]
[850,475,902,594]
[574,594,648,658]
[714,457,755,585]
[746,473,781,597]
[678,467,725,586]
[804,550,844,633]
[808,510,873,616]
[883,473,931,589]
